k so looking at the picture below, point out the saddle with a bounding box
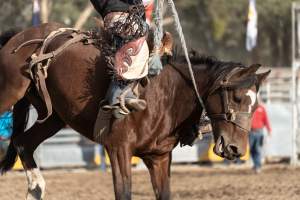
[14,28,95,123]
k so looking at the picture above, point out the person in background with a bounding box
[249,101,271,173]
[143,0,154,25]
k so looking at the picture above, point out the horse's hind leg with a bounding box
[143,153,172,200]
[13,112,65,200]
[0,69,30,115]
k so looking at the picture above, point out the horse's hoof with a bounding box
[26,189,43,200]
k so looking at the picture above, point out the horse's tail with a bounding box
[0,29,19,49]
[0,97,30,174]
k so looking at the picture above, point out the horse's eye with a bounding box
[233,90,242,103]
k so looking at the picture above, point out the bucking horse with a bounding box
[0,23,270,200]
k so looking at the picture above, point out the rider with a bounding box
[90,0,153,116]
[91,0,210,144]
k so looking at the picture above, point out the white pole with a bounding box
[266,81,271,105]
[291,2,298,165]
[291,70,298,166]
[41,0,49,23]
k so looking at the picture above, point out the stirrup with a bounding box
[102,104,128,119]
[110,99,147,119]
[113,108,127,119]
[102,104,119,110]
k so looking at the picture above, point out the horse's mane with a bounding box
[0,29,20,49]
[168,49,246,83]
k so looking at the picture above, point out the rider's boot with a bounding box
[104,79,147,118]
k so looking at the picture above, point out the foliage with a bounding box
[50,0,97,28]
[168,0,300,66]
[0,0,32,31]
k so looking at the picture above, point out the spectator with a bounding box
[249,102,271,173]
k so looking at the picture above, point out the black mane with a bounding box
[169,49,246,84]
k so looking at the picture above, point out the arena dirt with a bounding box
[0,165,299,200]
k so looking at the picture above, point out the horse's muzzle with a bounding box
[213,136,242,160]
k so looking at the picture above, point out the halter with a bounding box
[207,68,255,133]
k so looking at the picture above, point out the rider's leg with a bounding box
[101,8,149,116]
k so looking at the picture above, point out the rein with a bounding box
[167,0,207,118]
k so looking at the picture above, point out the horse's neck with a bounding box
[167,63,211,96]
[147,64,210,129]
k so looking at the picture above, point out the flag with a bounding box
[246,0,258,51]
[32,0,41,26]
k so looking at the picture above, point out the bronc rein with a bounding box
[168,0,253,134]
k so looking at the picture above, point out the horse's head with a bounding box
[205,64,270,160]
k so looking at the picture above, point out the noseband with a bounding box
[207,68,255,133]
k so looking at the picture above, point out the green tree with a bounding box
[0,0,32,32]
[170,0,299,67]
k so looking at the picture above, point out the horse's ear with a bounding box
[233,64,261,80]
[242,64,261,76]
[160,32,173,56]
[256,70,271,85]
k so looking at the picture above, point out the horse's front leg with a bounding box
[107,146,132,200]
[143,152,172,200]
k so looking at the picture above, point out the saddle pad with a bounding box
[0,112,13,141]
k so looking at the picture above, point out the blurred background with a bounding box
[0,0,296,66]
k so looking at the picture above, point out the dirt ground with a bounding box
[0,165,299,200]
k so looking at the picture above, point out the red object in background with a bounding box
[251,104,272,132]
[144,0,154,24]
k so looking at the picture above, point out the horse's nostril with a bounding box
[226,144,240,156]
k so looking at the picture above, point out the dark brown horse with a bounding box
[0,23,269,200]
